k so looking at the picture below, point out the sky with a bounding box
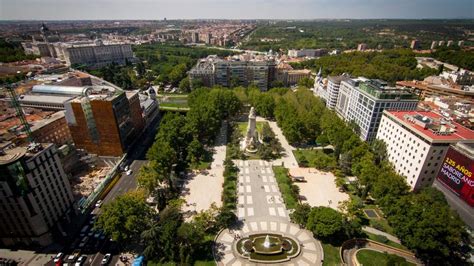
[0,0,473,20]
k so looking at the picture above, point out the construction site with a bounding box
[0,89,120,201]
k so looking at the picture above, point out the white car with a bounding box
[95,200,103,208]
[53,252,64,263]
[101,254,111,265]
[126,169,132,176]
[75,255,87,266]
[124,165,129,171]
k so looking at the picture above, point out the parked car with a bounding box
[126,169,132,176]
[101,254,111,265]
[95,200,103,208]
[53,253,64,263]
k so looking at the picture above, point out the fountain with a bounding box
[263,235,272,248]
[235,233,300,263]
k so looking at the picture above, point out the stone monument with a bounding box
[243,107,259,153]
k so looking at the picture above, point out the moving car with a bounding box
[101,253,111,265]
[53,253,64,263]
[75,255,87,266]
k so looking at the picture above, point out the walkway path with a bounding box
[181,121,227,218]
[214,160,323,265]
[362,226,401,244]
[341,239,421,266]
[256,117,298,168]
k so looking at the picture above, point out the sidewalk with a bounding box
[362,226,401,244]
[255,117,298,168]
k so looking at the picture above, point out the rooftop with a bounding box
[386,110,474,143]
[32,85,91,96]
[359,80,417,100]
[328,75,350,84]
[19,94,75,104]
[0,146,26,166]
[30,111,65,132]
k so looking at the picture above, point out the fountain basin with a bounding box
[235,233,301,263]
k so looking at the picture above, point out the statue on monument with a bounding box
[243,107,259,153]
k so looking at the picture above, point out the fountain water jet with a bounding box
[263,234,271,248]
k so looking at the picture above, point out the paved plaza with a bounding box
[214,160,323,266]
[290,168,349,210]
[182,122,227,218]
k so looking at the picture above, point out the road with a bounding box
[41,116,161,266]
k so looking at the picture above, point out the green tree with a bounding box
[298,77,315,88]
[179,77,191,92]
[187,137,205,165]
[386,188,468,263]
[290,203,312,226]
[96,191,152,242]
[306,206,348,241]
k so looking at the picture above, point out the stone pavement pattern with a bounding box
[214,160,323,266]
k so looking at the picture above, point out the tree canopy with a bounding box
[95,191,152,242]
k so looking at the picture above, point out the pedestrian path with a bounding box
[215,217,323,265]
[362,226,401,244]
[214,160,323,266]
[235,160,288,221]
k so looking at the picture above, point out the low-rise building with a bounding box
[288,49,327,58]
[376,110,474,190]
[30,111,72,146]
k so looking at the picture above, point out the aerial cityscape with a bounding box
[0,0,473,266]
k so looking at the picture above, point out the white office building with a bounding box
[337,79,418,141]
[376,110,474,190]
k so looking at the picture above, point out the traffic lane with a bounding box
[98,160,146,209]
[88,239,120,266]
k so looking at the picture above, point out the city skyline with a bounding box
[0,0,473,20]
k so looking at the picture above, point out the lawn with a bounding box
[293,149,337,169]
[237,121,267,137]
[273,166,298,209]
[158,94,189,109]
[322,243,341,266]
[356,249,415,266]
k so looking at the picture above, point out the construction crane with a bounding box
[5,84,34,143]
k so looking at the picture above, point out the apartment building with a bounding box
[0,143,75,247]
[325,75,351,110]
[376,110,474,190]
[338,79,418,141]
[189,55,276,91]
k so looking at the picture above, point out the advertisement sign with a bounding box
[437,147,474,207]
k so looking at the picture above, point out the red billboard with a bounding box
[437,146,474,207]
